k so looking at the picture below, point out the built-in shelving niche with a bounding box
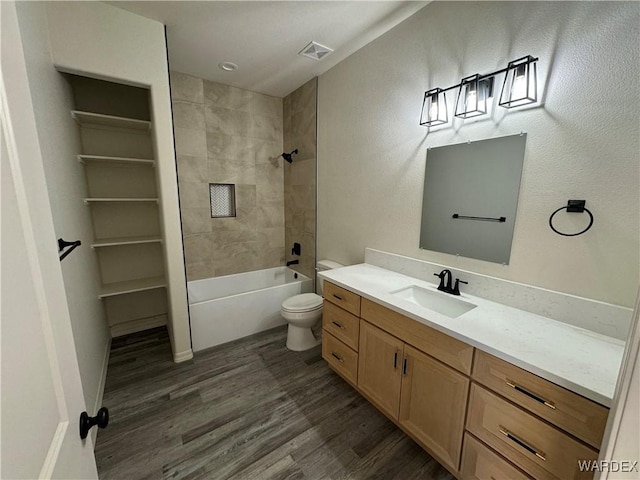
[65,73,168,337]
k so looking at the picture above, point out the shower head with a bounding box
[282,149,298,164]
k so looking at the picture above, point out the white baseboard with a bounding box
[91,336,111,449]
[110,314,167,337]
[173,349,194,363]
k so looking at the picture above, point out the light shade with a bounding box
[455,74,488,119]
[420,88,447,126]
[499,55,537,108]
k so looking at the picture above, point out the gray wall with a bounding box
[318,1,639,308]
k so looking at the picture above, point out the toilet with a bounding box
[282,260,344,351]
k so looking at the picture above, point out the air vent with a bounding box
[299,41,333,61]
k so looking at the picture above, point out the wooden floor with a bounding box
[95,326,455,480]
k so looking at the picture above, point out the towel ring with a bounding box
[548,200,593,237]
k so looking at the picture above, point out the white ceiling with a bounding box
[108,1,430,98]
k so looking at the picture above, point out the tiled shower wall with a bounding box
[170,71,285,280]
[283,79,317,281]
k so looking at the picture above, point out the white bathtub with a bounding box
[188,267,313,351]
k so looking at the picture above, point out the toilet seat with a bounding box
[281,293,323,313]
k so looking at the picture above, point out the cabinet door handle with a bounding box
[498,426,546,461]
[331,352,344,363]
[332,321,344,329]
[505,379,556,410]
[393,351,398,369]
[332,294,343,301]
[402,357,408,375]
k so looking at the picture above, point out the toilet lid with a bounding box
[282,293,323,312]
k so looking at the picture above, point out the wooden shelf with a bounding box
[84,197,159,204]
[99,276,166,299]
[71,110,151,131]
[91,236,162,248]
[78,154,155,166]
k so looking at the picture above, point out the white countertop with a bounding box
[320,263,625,407]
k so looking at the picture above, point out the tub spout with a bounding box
[286,260,299,267]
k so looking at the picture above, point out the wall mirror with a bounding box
[419,133,527,264]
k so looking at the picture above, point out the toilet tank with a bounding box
[316,259,344,294]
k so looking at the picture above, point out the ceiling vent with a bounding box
[299,41,334,61]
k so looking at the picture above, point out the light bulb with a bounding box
[511,65,527,100]
[466,89,477,111]
[430,99,439,121]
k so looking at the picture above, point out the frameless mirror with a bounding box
[419,133,527,264]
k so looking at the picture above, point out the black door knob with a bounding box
[79,407,109,440]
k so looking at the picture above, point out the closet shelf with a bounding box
[91,236,163,248]
[78,154,155,166]
[71,110,152,131]
[99,276,167,299]
[84,197,159,204]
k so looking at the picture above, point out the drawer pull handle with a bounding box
[332,321,344,329]
[332,294,344,301]
[331,352,344,363]
[506,379,556,410]
[393,351,398,369]
[402,357,408,375]
[499,426,546,461]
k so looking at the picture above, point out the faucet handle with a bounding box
[452,278,468,296]
[434,272,446,291]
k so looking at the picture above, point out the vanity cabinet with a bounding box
[357,320,404,419]
[323,281,361,317]
[358,298,472,472]
[322,301,359,351]
[465,350,604,480]
[398,344,469,471]
[323,283,472,474]
[466,383,598,480]
[472,350,608,449]
[460,433,532,480]
[320,281,609,480]
[358,320,469,471]
[322,331,358,386]
[322,284,361,388]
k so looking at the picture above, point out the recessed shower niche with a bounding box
[66,74,169,337]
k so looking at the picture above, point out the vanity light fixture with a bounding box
[499,55,537,108]
[420,88,447,126]
[420,55,538,127]
[455,74,492,119]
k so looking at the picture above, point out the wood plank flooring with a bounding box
[95,326,455,480]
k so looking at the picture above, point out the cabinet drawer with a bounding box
[473,350,608,448]
[461,433,532,480]
[466,384,598,480]
[322,331,358,386]
[324,282,361,317]
[361,298,473,374]
[322,300,359,351]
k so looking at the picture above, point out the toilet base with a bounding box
[286,324,321,351]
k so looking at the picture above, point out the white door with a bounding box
[0,2,98,478]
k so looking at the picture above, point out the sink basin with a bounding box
[390,285,477,318]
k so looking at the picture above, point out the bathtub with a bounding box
[188,267,313,351]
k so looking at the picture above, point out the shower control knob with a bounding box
[79,406,109,440]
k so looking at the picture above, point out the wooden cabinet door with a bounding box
[399,345,470,472]
[357,320,404,420]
